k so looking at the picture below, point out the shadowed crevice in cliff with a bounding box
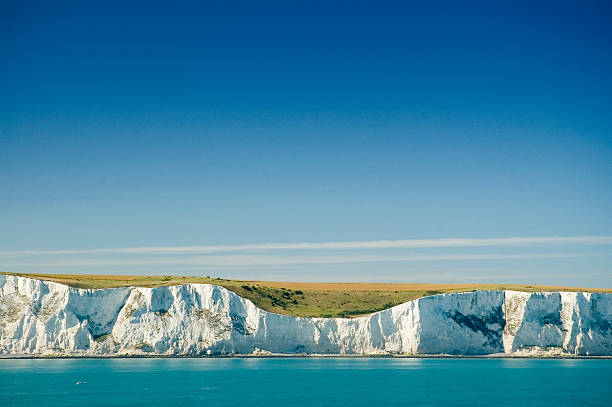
[69,289,132,340]
[589,295,612,334]
[28,283,50,318]
[230,313,253,336]
[149,287,175,314]
[539,312,562,326]
[447,306,505,349]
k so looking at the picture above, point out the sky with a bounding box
[1,1,611,285]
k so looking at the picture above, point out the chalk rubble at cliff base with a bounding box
[0,275,610,357]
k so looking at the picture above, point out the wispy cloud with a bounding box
[1,236,611,257]
[2,252,605,268]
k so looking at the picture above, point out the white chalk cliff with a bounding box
[1,275,610,356]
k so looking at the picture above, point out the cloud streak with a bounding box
[2,252,606,268]
[1,236,611,257]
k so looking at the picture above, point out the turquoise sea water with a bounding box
[1,358,611,406]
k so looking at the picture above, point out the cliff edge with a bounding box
[1,275,610,356]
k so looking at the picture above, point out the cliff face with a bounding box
[1,275,610,356]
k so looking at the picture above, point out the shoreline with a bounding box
[2,354,611,360]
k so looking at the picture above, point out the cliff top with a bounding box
[2,272,611,318]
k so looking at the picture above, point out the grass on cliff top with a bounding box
[2,272,611,318]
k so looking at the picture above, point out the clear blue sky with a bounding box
[1,1,611,285]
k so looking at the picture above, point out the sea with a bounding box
[1,358,611,406]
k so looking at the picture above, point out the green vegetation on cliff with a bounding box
[2,272,610,318]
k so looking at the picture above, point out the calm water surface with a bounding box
[1,358,611,406]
